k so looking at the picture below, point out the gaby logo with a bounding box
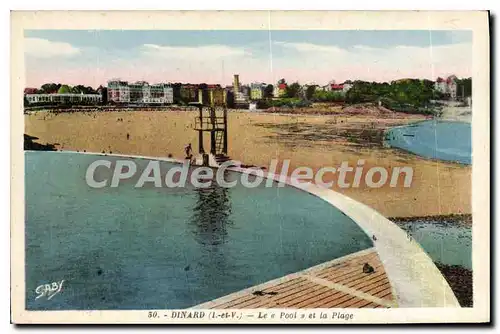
[35,280,65,301]
[85,159,413,189]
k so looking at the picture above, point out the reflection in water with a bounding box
[190,174,233,246]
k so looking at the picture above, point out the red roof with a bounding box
[331,84,344,90]
[24,87,37,94]
[278,83,287,89]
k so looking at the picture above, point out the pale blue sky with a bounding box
[24,30,472,87]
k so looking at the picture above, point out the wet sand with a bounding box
[24,109,471,218]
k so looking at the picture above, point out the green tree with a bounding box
[305,85,317,100]
[344,79,437,114]
[72,85,96,94]
[285,82,301,98]
[40,83,61,94]
[263,84,274,98]
[57,85,72,94]
[456,78,472,98]
[312,90,345,102]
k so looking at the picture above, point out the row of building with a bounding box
[107,80,231,106]
[24,75,463,107]
[106,75,261,107]
[23,79,351,107]
[231,78,355,102]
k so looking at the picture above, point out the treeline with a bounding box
[311,90,345,102]
[29,83,100,94]
[306,78,470,115]
[456,78,472,98]
[345,79,439,109]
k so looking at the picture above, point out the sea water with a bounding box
[395,220,471,270]
[385,120,471,164]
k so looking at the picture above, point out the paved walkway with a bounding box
[194,248,396,309]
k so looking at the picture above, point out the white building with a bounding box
[107,80,173,104]
[250,83,266,100]
[164,86,174,104]
[273,83,287,98]
[108,80,131,103]
[234,91,249,104]
[434,75,458,100]
[142,83,151,102]
[25,93,102,105]
[342,83,353,93]
[323,80,336,92]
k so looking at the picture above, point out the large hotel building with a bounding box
[107,80,174,104]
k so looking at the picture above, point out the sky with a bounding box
[24,30,472,88]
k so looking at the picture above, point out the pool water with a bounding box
[25,151,373,310]
[385,120,471,164]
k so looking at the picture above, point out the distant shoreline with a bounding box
[389,213,472,226]
[24,102,435,119]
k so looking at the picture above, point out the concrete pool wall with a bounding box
[48,150,460,308]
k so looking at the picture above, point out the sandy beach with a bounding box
[24,107,471,218]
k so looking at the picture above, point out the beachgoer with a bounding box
[184,143,193,160]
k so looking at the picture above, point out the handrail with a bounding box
[194,117,226,130]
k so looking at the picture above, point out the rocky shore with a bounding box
[435,262,473,307]
[389,214,472,226]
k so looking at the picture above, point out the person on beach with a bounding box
[185,143,193,161]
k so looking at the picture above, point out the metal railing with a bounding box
[194,117,226,130]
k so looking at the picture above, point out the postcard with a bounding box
[11,10,490,324]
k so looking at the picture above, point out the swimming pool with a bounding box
[25,151,373,310]
[385,120,471,164]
